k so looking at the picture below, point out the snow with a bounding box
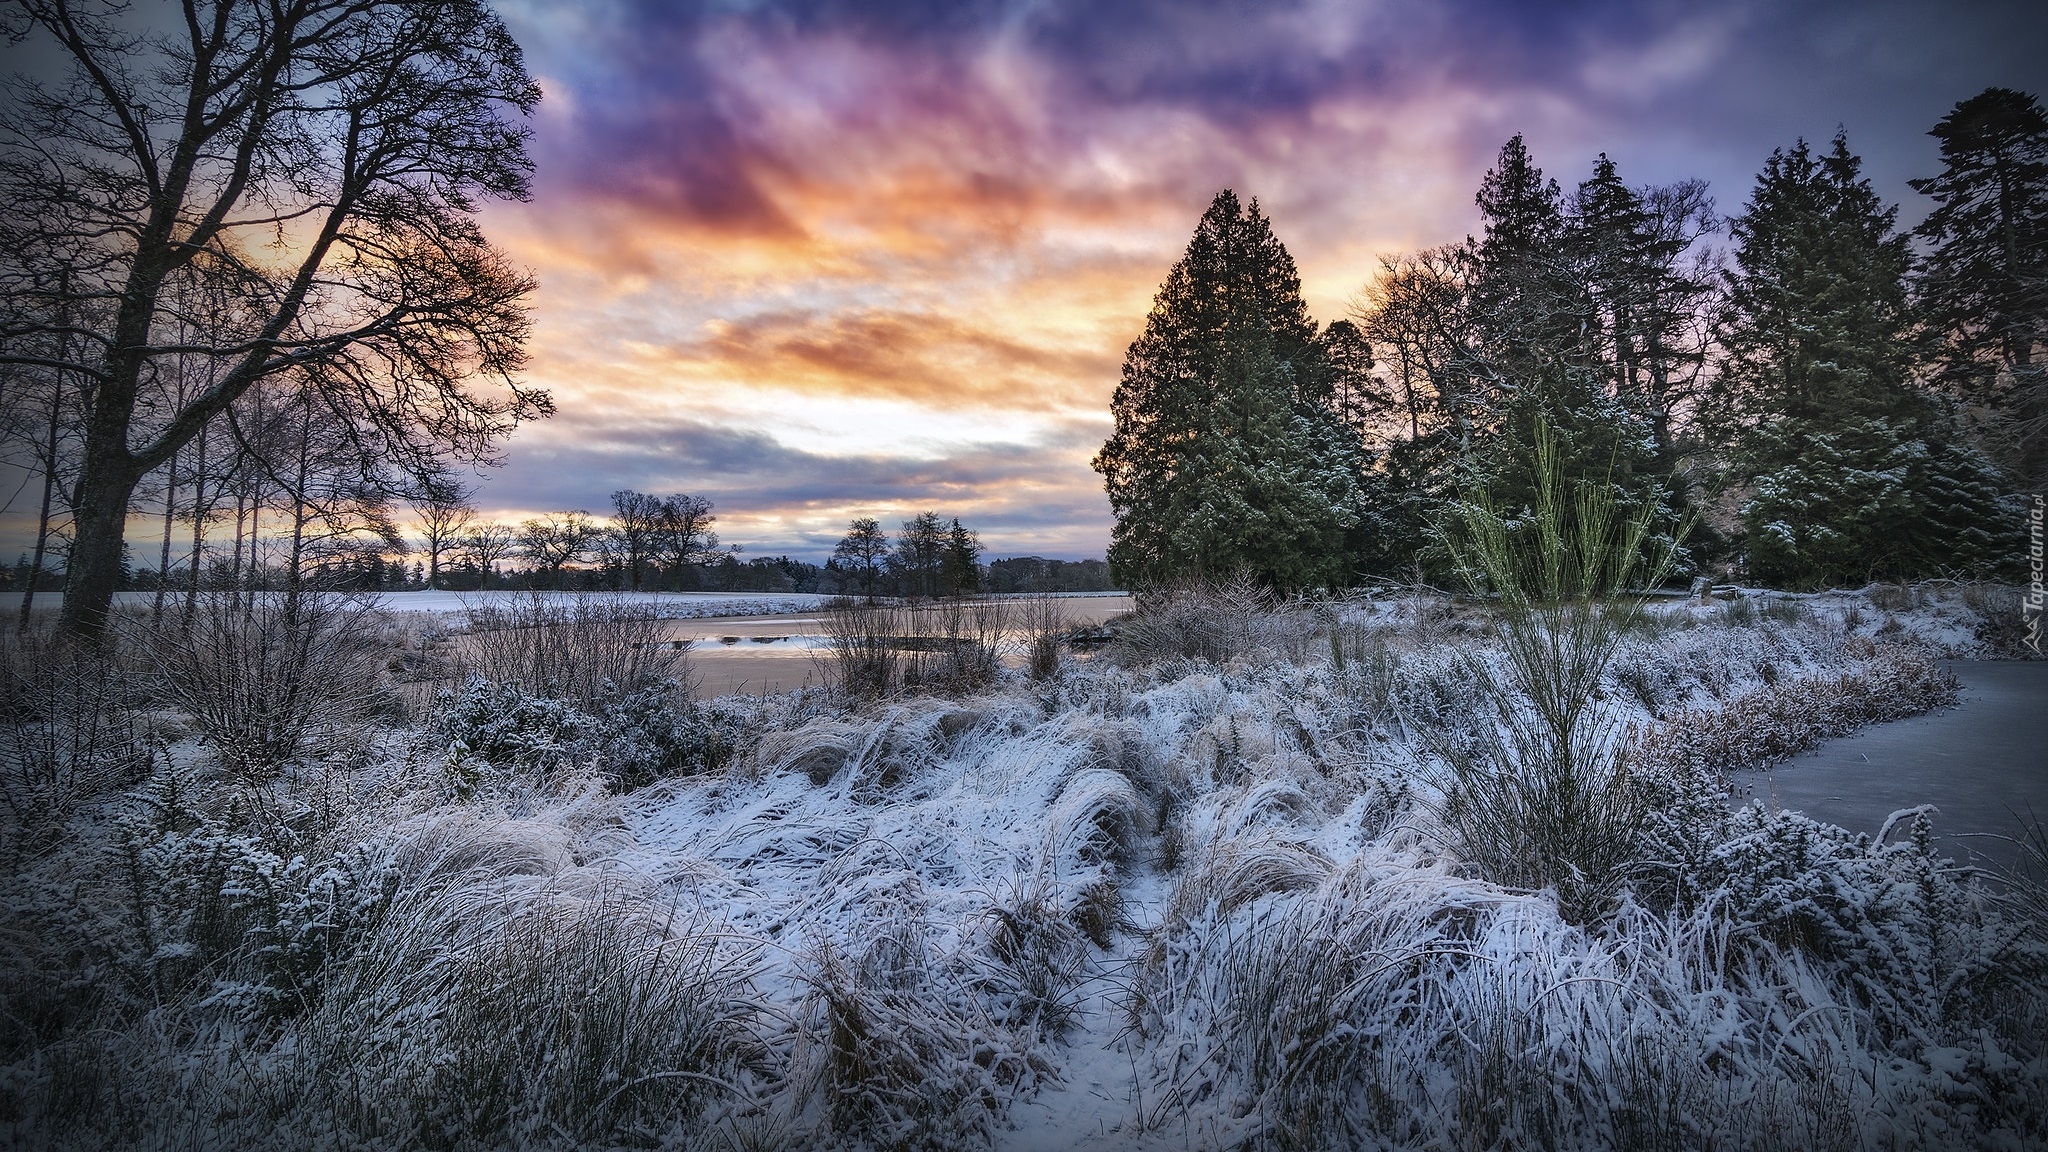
[6,584,2042,1148]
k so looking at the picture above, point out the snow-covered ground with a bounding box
[4,584,2041,1149]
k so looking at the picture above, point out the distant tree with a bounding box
[942,518,983,596]
[460,523,517,587]
[1911,87,2048,490]
[893,512,948,599]
[652,494,728,587]
[517,512,595,586]
[833,516,890,600]
[1093,189,1359,591]
[410,481,477,591]
[609,490,665,590]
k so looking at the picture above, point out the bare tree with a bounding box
[609,489,663,591]
[459,521,515,587]
[410,480,477,590]
[652,494,728,588]
[518,511,595,587]
[832,516,889,601]
[0,0,549,640]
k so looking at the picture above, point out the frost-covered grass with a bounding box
[1,583,2042,1149]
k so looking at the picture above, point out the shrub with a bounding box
[0,629,146,843]
[144,592,385,779]
[1434,423,1684,922]
[1018,595,1066,681]
[434,677,744,790]
[820,598,900,699]
[1114,577,1272,665]
[456,592,685,707]
[1628,644,1960,775]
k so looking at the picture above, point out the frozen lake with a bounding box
[1731,660,2048,871]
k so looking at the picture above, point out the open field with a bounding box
[3,583,2042,1150]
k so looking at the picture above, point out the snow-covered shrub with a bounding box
[457,591,685,706]
[1675,806,2041,1046]
[1964,583,2036,657]
[433,677,747,790]
[1113,577,1274,665]
[143,591,386,779]
[1630,643,1959,775]
[0,628,145,843]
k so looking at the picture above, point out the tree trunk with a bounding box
[185,421,208,622]
[18,376,67,634]
[54,453,141,641]
[152,449,179,623]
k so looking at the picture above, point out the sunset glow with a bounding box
[464,0,2043,558]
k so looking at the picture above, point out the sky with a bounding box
[6,0,2048,566]
[469,0,2046,561]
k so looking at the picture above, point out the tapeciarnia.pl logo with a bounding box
[2027,494,2044,657]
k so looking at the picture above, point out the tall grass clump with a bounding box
[457,592,685,706]
[144,591,385,780]
[1436,425,1685,921]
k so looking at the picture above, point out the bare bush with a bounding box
[902,598,1010,693]
[456,592,686,705]
[1018,595,1067,681]
[1115,577,1272,665]
[144,592,385,779]
[0,630,146,843]
[820,598,901,699]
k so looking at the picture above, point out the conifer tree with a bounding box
[1462,138,1659,544]
[1720,133,2022,585]
[1093,191,1359,591]
[1911,87,2048,489]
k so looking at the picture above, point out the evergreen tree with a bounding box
[1721,133,2023,585]
[942,518,983,596]
[1463,138,1661,554]
[1093,190,1359,591]
[1911,87,2048,489]
[1718,135,1919,428]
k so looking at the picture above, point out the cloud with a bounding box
[466,0,2047,564]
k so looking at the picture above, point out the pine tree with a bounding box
[1721,133,2023,585]
[1911,87,2048,489]
[1718,135,1919,427]
[942,518,983,596]
[1463,138,1660,547]
[1093,190,1359,591]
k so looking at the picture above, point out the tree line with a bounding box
[1099,88,2045,591]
